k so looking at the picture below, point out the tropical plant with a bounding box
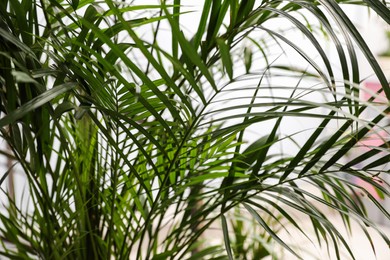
[0,0,389,259]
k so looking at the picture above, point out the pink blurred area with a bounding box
[353,81,389,200]
[358,129,387,151]
[353,177,383,200]
[361,81,388,103]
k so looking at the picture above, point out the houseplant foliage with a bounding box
[0,0,390,259]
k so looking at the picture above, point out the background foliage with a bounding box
[0,0,390,259]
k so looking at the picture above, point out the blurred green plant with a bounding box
[380,31,390,57]
[0,0,389,259]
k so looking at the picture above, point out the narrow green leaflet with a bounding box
[0,83,76,127]
[221,214,234,260]
[216,38,234,80]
